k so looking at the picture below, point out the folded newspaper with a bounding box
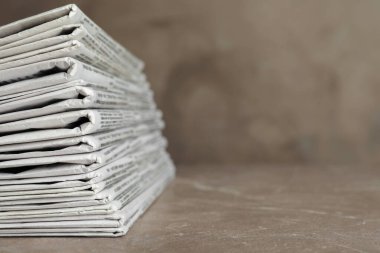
[0,4,175,237]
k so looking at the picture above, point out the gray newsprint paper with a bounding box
[0,120,163,160]
[0,4,143,70]
[0,109,162,145]
[0,4,175,237]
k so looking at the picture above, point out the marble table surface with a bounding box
[0,164,380,253]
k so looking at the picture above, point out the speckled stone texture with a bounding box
[1,165,379,252]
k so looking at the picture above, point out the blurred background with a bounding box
[1,0,380,166]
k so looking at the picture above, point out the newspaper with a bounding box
[0,154,174,215]
[0,109,161,145]
[0,4,143,70]
[0,4,175,237]
[0,134,165,177]
[0,152,160,200]
[0,155,158,206]
[0,149,171,210]
[0,24,135,73]
[0,178,173,237]
[0,86,154,123]
[0,57,148,98]
[0,159,174,236]
[0,120,163,159]
[0,40,142,80]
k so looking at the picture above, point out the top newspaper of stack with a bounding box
[0,4,143,79]
[0,4,157,145]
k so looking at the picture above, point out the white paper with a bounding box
[0,4,143,70]
[0,4,175,237]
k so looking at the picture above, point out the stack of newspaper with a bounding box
[0,4,175,237]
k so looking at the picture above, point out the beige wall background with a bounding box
[1,0,380,165]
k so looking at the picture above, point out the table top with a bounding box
[1,164,380,253]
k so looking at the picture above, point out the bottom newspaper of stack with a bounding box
[0,121,175,237]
